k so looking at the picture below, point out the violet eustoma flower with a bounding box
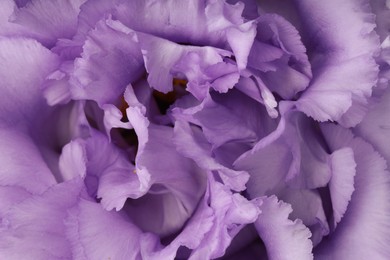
[1,0,390,259]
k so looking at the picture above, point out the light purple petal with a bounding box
[0,178,82,259]
[134,124,206,218]
[65,197,142,260]
[328,147,356,227]
[226,20,257,70]
[249,13,312,100]
[315,124,390,259]
[71,18,144,106]
[188,177,260,259]
[355,86,390,163]
[0,130,56,194]
[175,93,257,148]
[138,33,237,100]
[0,38,59,128]
[59,140,87,181]
[174,120,249,191]
[294,0,380,126]
[81,131,141,210]
[6,0,87,47]
[255,196,313,260]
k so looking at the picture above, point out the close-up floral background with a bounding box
[1,0,390,259]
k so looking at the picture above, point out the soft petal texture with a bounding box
[65,197,142,260]
[0,130,56,194]
[0,178,83,259]
[328,148,356,227]
[355,86,390,163]
[138,33,238,100]
[226,20,257,70]
[174,120,249,191]
[71,18,144,106]
[254,196,313,260]
[189,178,260,259]
[250,13,312,100]
[4,0,87,47]
[173,92,258,149]
[59,140,87,181]
[294,0,380,126]
[76,131,142,210]
[315,124,390,259]
[0,38,59,129]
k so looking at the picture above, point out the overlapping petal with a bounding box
[294,0,380,126]
[315,124,390,259]
[254,196,313,260]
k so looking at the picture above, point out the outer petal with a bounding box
[294,0,380,126]
[0,130,56,194]
[4,0,87,47]
[355,86,390,163]
[328,148,356,227]
[254,196,313,260]
[251,14,312,100]
[315,124,390,259]
[65,198,142,260]
[71,18,144,106]
[0,38,59,129]
[0,178,82,259]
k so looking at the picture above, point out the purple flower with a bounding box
[0,0,390,259]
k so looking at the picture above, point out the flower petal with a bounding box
[188,177,260,259]
[174,120,249,191]
[0,130,56,194]
[355,86,390,163]
[65,197,142,260]
[0,179,82,259]
[294,0,380,126]
[71,18,144,106]
[255,196,314,260]
[315,124,390,259]
[7,0,87,47]
[0,38,59,128]
[328,147,356,227]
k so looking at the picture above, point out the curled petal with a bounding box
[255,196,313,260]
[294,0,380,126]
[0,38,59,128]
[0,179,83,259]
[315,124,390,259]
[66,197,142,260]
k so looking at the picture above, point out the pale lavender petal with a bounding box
[0,178,83,259]
[82,131,141,210]
[71,18,143,106]
[174,120,249,191]
[188,177,260,259]
[42,61,73,106]
[226,20,257,70]
[58,140,87,181]
[66,197,142,260]
[255,196,313,260]
[328,147,356,227]
[355,86,390,163]
[0,130,56,194]
[138,32,237,100]
[315,124,390,259]
[134,124,206,216]
[253,13,312,99]
[0,38,59,128]
[294,0,380,126]
[6,0,87,47]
